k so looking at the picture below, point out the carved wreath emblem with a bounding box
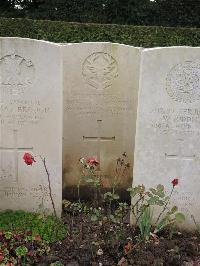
[82,52,118,90]
[166,61,200,103]
[0,53,35,95]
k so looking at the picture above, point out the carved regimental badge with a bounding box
[166,61,200,103]
[82,52,118,90]
[0,53,35,95]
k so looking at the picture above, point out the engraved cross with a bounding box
[83,119,115,170]
[165,139,195,162]
[0,130,33,182]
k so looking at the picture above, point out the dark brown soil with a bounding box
[42,203,200,266]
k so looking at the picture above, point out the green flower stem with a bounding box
[131,195,145,222]
[135,202,148,227]
[154,186,175,227]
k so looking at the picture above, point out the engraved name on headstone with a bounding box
[0,38,62,215]
[132,47,200,229]
[63,43,141,188]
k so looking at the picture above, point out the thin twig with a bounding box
[191,215,197,226]
[41,156,57,218]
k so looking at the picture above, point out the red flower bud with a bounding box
[86,157,99,166]
[23,153,35,165]
[171,178,179,187]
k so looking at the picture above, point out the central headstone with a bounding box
[132,47,200,229]
[62,43,141,190]
[0,38,62,216]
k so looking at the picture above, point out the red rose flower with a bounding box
[86,157,99,166]
[0,255,4,262]
[171,178,179,187]
[23,153,35,165]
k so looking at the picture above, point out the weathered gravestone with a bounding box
[0,38,62,216]
[62,43,141,191]
[132,47,200,229]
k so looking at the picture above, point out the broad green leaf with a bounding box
[103,192,113,199]
[150,188,157,195]
[15,246,28,257]
[156,218,168,233]
[4,231,12,239]
[156,191,165,198]
[147,196,164,206]
[127,186,141,197]
[113,194,120,200]
[150,186,165,198]
[157,184,164,192]
[175,213,185,223]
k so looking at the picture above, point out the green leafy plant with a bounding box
[111,152,130,190]
[77,153,130,244]
[138,206,153,241]
[128,178,185,241]
[111,202,129,224]
[103,153,130,214]
[90,207,102,222]
[0,230,49,265]
[0,210,67,243]
[0,18,200,48]
[103,191,120,214]
[78,157,101,205]
[15,245,28,259]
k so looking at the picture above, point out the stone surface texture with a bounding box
[132,47,200,229]
[62,43,141,188]
[0,38,62,216]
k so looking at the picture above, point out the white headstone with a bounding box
[62,43,141,189]
[0,38,62,216]
[132,47,200,229]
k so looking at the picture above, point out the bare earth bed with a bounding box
[42,202,200,266]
